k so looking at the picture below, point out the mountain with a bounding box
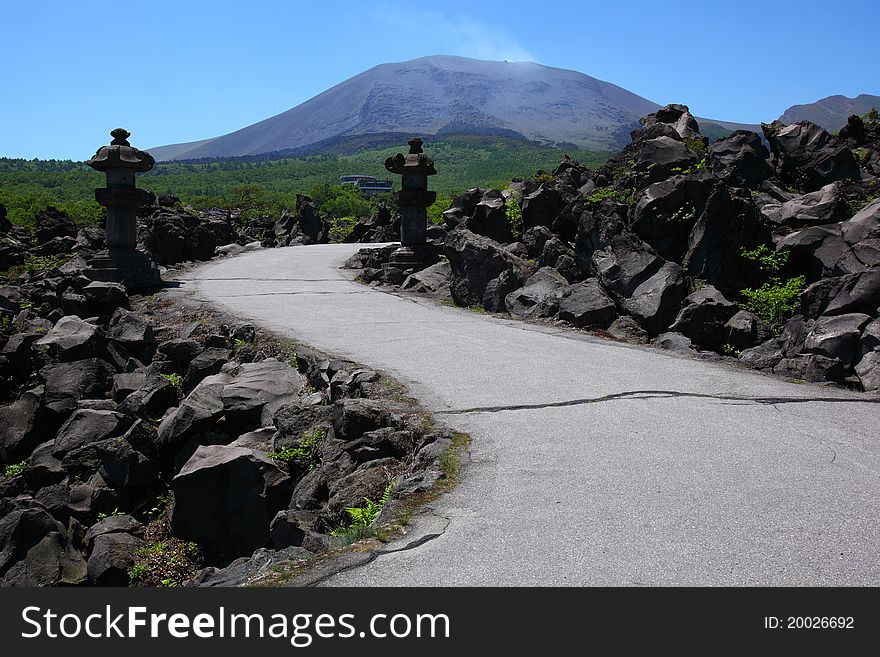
[779,94,880,131]
[150,55,754,162]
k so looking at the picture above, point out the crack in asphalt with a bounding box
[307,513,452,588]
[211,291,364,298]
[195,277,346,282]
[436,389,880,415]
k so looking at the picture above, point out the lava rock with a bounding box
[708,130,772,187]
[34,315,103,362]
[505,267,567,319]
[87,532,145,586]
[221,359,303,424]
[41,358,115,422]
[157,373,229,448]
[170,444,292,564]
[108,308,155,353]
[445,228,532,308]
[557,278,618,328]
[0,388,44,464]
[669,285,738,350]
[0,506,88,586]
[803,313,873,365]
[183,347,231,390]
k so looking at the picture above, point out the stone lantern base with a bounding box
[84,248,161,293]
[387,244,431,271]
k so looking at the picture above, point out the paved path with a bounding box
[188,244,880,585]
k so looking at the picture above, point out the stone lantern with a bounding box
[384,137,437,271]
[85,128,160,292]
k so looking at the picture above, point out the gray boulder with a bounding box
[855,351,880,392]
[87,532,145,586]
[82,281,129,312]
[157,338,202,365]
[631,173,713,261]
[762,120,860,190]
[669,285,738,350]
[0,506,88,587]
[773,354,845,383]
[401,261,450,294]
[724,310,769,351]
[654,331,696,353]
[41,358,115,421]
[594,233,685,336]
[170,444,292,564]
[557,278,618,328]
[467,189,514,243]
[157,373,229,447]
[34,316,103,362]
[52,409,130,472]
[803,313,873,365]
[108,308,155,352]
[505,267,567,319]
[445,228,532,308]
[0,388,44,464]
[84,514,144,552]
[183,347,231,390]
[521,184,563,232]
[331,398,388,440]
[221,359,303,424]
[708,130,772,187]
[764,183,850,228]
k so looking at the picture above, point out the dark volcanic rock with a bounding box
[630,173,713,261]
[34,316,103,362]
[331,398,388,440]
[108,308,155,352]
[708,130,772,187]
[0,505,88,586]
[0,389,44,464]
[593,233,685,336]
[803,313,872,366]
[557,278,618,328]
[170,445,292,564]
[762,183,850,228]
[445,228,532,309]
[41,358,115,422]
[221,359,303,424]
[521,184,563,232]
[87,532,145,586]
[466,189,514,243]
[669,286,738,351]
[158,373,229,448]
[505,267,567,319]
[762,120,860,191]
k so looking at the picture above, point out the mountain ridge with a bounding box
[150,55,874,162]
[150,55,759,161]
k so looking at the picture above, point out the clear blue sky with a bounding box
[2,0,877,159]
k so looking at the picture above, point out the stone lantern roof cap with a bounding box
[384,137,437,176]
[86,128,155,173]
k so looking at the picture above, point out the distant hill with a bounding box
[779,94,880,131]
[150,55,755,161]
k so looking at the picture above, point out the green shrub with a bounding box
[128,539,202,588]
[740,276,806,330]
[504,187,523,239]
[585,187,629,207]
[327,216,358,243]
[330,481,394,540]
[4,461,26,477]
[739,245,805,329]
[159,372,182,389]
[268,427,327,464]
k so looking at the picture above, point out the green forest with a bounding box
[0,136,607,227]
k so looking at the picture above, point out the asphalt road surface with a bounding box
[188,243,880,586]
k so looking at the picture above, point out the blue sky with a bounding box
[2,0,877,159]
